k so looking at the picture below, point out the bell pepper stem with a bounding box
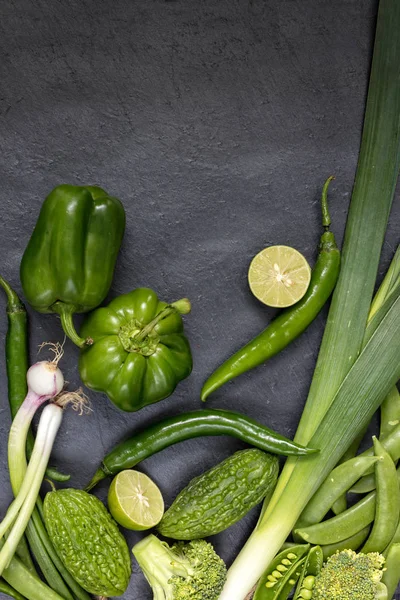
[52,303,92,348]
[133,298,191,343]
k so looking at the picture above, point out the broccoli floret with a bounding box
[313,549,387,600]
[132,534,227,600]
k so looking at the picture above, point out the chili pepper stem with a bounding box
[0,277,24,312]
[133,298,191,343]
[52,302,92,348]
[321,176,334,229]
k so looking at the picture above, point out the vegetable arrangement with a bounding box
[0,0,399,599]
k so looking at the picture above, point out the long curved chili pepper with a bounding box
[87,408,318,490]
[201,177,341,401]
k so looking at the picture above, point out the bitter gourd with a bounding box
[158,448,279,539]
[43,489,131,597]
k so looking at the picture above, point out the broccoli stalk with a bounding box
[132,534,227,600]
[313,550,387,600]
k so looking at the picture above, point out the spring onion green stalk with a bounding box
[219,0,400,596]
[0,404,63,575]
[0,543,65,600]
[5,357,91,600]
[0,578,25,600]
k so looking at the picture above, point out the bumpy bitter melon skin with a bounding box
[43,489,131,596]
[158,448,279,539]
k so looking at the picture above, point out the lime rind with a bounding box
[248,245,311,308]
[108,470,164,531]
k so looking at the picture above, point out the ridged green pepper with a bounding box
[79,288,192,411]
[20,185,125,347]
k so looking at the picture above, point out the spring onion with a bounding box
[0,403,63,575]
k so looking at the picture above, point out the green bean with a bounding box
[382,543,400,599]
[296,456,378,528]
[362,437,400,553]
[293,546,323,600]
[321,526,371,560]
[295,492,376,545]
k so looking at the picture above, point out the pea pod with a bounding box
[382,543,400,599]
[253,545,309,600]
[295,492,376,545]
[320,526,371,560]
[296,455,378,529]
[274,557,306,600]
[380,386,400,438]
[362,437,400,553]
[293,546,323,600]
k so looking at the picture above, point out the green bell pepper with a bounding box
[20,185,125,347]
[78,288,192,412]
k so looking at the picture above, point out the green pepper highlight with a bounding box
[20,185,125,348]
[79,288,192,411]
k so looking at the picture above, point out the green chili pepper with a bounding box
[79,288,192,412]
[253,545,309,600]
[0,276,69,483]
[362,437,400,553]
[380,386,400,438]
[86,409,318,490]
[293,546,323,600]
[201,177,340,401]
[20,185,125,348]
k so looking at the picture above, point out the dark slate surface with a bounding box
[0,0,399,598]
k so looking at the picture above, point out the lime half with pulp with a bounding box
[108,470,164,531]
[248,245,311,308]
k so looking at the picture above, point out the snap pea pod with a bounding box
[295,491,377,545]
[380,386,400,438]
[201,177,340,401]
[362,437,400,553]
[331,428,368,514]
[87,410,317,489]
[253,545,309,600]
[382,543,400,599]
[320,526,371,560]
[296,455,378,529]
[345,422,400,494]
[273,558,306,600]
[293,546,323,600]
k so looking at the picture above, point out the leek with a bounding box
[219,0,400,596]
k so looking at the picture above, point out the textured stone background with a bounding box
[0,0,399,598]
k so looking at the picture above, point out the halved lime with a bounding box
[248,245,311,308]
[108,470,164,531]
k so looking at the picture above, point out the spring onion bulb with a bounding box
[8,359,64,495]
